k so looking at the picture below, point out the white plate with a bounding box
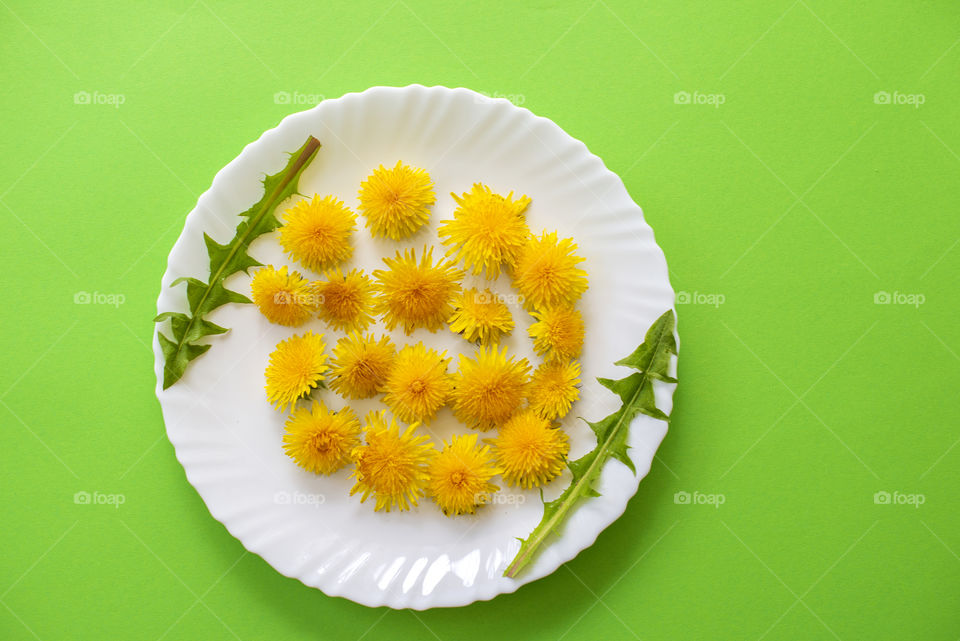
[153,85,677,609]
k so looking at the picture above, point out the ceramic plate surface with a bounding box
[154,84,677,609]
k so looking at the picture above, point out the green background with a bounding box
[2,1,958,639]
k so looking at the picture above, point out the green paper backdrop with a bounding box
[2,1,958,639]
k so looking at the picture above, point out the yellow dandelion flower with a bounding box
[315,268,375,332]
[494,410,569,489]
[328,332,396,399]
[358,161,435,240]
[372,246,463,334]
[428,433,500,516]
[264,331,328,412]
[279,194,356,271]
[529,306,585,362]
[447,288,515,345]
[513,231,588,310]
[350,411,436,512]
[528,360,581,420]
[451,345,530,431]
[250,265,318,326]
[438,183,531,278]
[382,343,452,424]
[282,400,361,475]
